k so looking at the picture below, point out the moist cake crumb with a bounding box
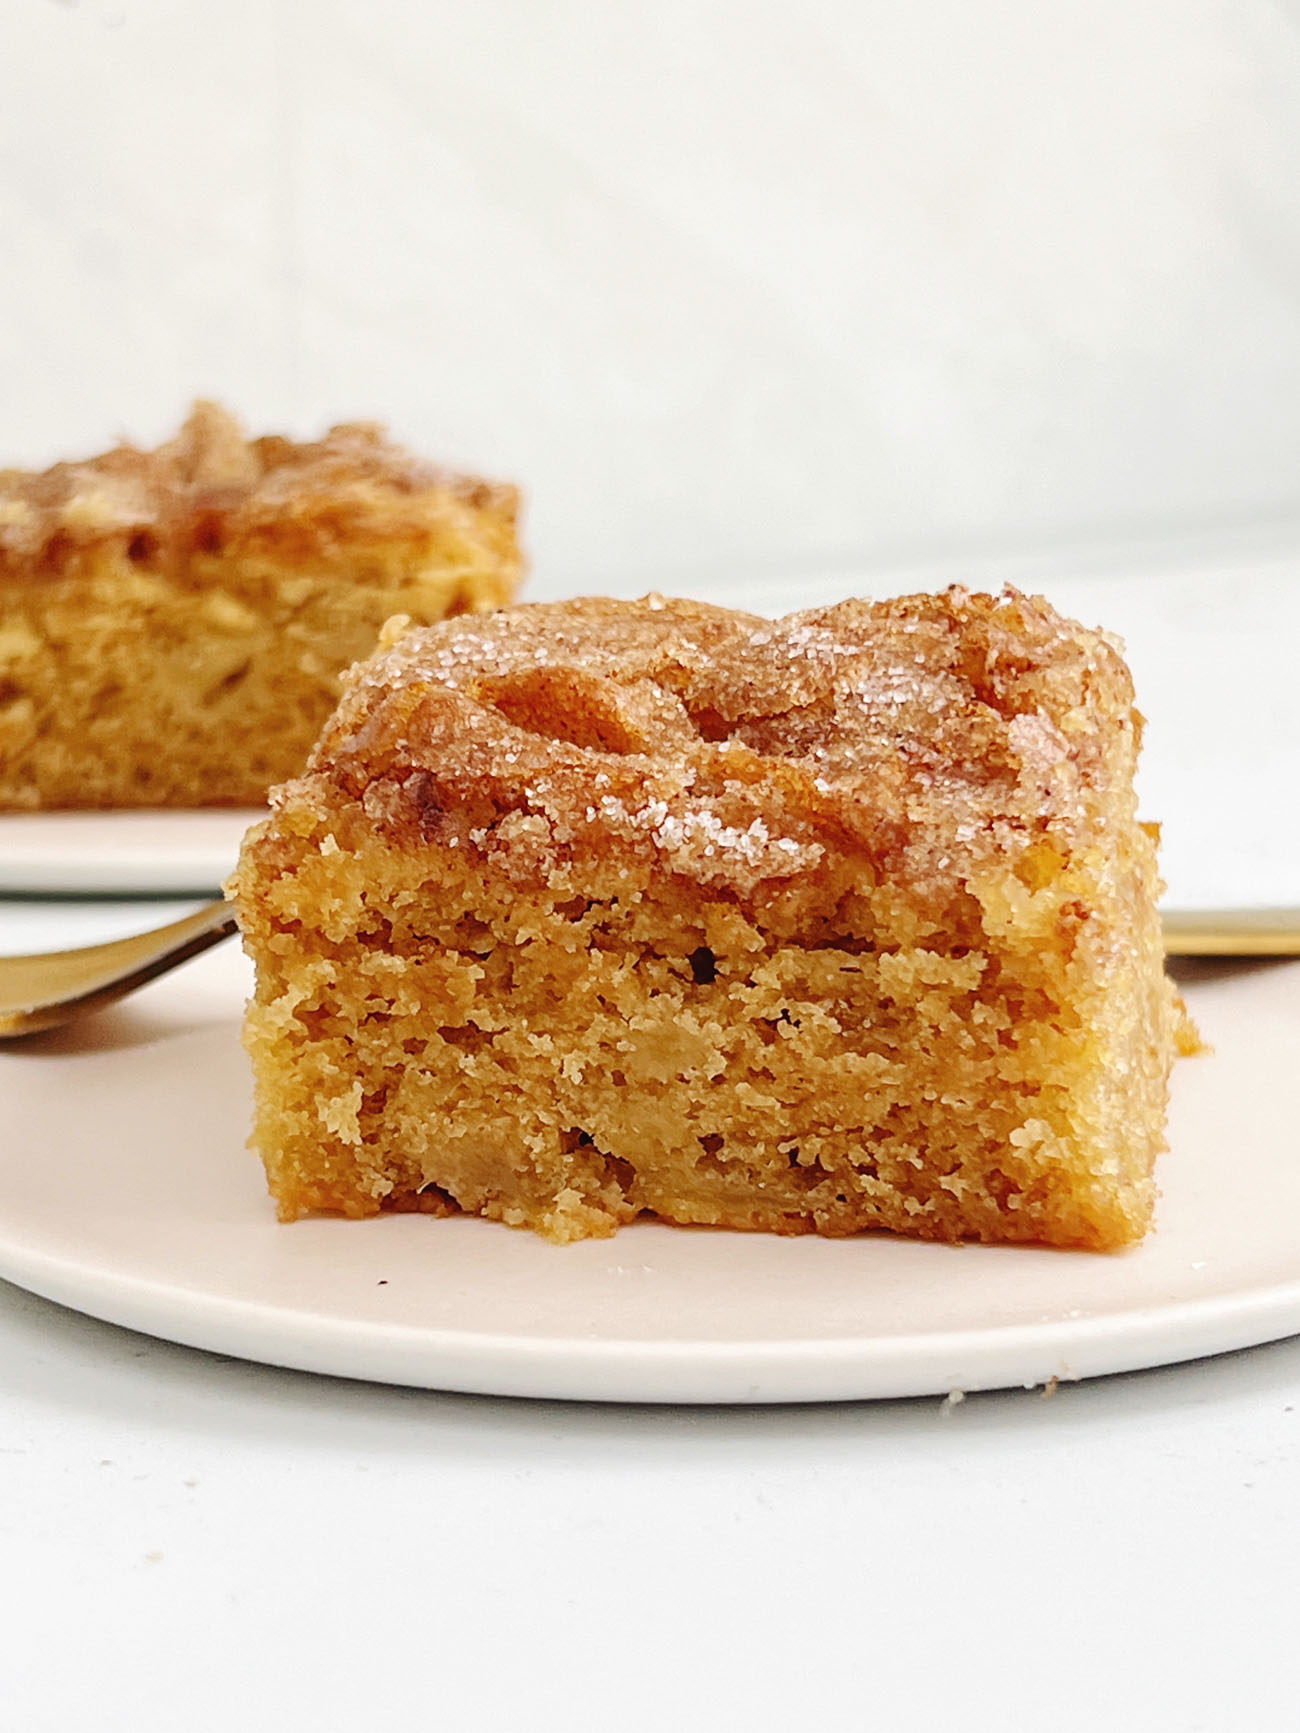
[0,402,523,809]
[230,587,1191,1250]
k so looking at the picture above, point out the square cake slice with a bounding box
[0,402,522,808]
[230,588,1190,1250]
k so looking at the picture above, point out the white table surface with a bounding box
[3,557,1300,1732]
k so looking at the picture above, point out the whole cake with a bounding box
[230,588,1191,1250]
[0,402,522,808]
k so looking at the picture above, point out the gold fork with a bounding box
[0,901,1298,1040]
[0,901,237,1037]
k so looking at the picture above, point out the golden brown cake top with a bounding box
[284,589,1140,908]
[0,401,518,576]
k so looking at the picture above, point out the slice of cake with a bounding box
[230,587,1190,1251]
[0,402,522,808]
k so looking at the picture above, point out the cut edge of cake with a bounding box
[230,586,1194,1251]
[0,402,524,809]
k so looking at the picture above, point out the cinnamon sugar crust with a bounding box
[0,400,516,570]
[232,587,1187,1251]
[0,402,522,808]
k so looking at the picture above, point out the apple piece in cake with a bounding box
[0,402,522,809]
[230,588,1190,1250]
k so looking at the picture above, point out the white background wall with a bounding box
[4,0,1300,591]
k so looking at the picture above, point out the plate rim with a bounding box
[4,1226,1300,1404]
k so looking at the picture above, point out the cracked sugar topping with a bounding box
[297,587,1139,894]
[0,400,517,570]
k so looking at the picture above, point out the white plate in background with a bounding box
[0,940,1297,1404]
[0,809,264,895]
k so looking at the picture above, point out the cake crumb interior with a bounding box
[232,587,1188,1251]
[0,402,522,808]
